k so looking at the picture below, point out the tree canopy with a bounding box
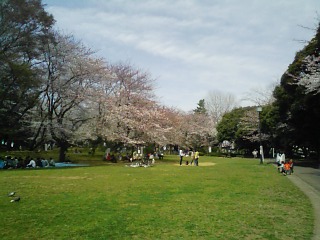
[0,1,216,160]
[0,0,54,145]
[272,22,320,159]
[2,1,319,162]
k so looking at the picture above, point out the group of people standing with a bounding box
[179,149,199,166]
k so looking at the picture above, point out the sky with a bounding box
[42,0,320,111]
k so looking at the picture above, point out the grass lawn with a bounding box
[0,155,314,239]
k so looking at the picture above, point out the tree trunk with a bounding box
[59,141,69,162]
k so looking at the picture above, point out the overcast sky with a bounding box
[42,0,320,111]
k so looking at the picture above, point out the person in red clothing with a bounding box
[283,161,291,175]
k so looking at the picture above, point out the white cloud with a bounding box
[43,0,320,111]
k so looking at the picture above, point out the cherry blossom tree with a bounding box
[298,54,320,94]
[90,63,173,149]
[182,111,216,150]
[162,108,186,148]
[29,32,108,161]
[238,108,269,143]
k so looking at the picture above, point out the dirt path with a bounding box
[174,162,216,166]
[287,167,320,240]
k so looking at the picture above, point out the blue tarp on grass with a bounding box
[55,162,89,167]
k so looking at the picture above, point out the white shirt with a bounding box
[179,150,184,156]
[28,159,36,168]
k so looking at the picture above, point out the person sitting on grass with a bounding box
[283,161,291,175]
[36,157,42,168]
[17,157,24,168]
[0,156,4,169]
[27,158,36,168]
[6,156,14,169]
[106,153,111,161]
[149,153,155,164]
[49,157,56,167]
[158,151,164,160]
[41,158,49,167]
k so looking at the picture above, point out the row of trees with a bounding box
[0,0,217,161]
[216,22,320,160]
[2,1,319,162]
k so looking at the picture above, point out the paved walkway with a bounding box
[287,166,320,240]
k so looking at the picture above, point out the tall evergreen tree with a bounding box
[194,99,207,115]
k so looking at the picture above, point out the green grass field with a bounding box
[0,155,314,239]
